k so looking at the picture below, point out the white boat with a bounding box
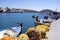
[0,23,23,39]
[32,15,56,26]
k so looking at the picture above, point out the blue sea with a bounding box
[0,13,44,33]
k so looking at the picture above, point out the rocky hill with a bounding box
[40,9,54,13]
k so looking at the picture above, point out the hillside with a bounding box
[40,9,54,13]
[0,7,39,13]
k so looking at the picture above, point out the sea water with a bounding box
[0,13,44,33]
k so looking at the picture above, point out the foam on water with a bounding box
[0,30,7,39]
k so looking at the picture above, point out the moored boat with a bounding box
[32,12,60,26]
[0,23,23,39]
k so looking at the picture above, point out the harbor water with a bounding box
[0,13,44,33]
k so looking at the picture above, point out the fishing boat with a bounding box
[32,12,60,26]
[0,23,23,39]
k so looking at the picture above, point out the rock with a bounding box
[26,28,40,40]
[0,36,15,40]
[36,25,49,32]
[18,34,29,40]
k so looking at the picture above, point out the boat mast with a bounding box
[55,8,57,12]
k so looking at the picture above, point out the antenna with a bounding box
[55,8,57,12]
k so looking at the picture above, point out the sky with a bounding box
[0,0,60,11]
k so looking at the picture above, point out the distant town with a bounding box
[0,7,39,13]
[0,7,60,14]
